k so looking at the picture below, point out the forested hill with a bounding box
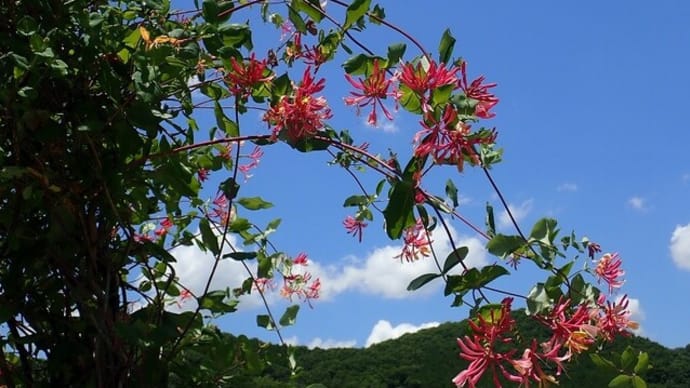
[237,311,690,388]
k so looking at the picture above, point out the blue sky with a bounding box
[167,1,690,350]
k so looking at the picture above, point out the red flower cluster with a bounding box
[344,59,398,126]
[398,59,460,114]
[209,192,234,226]
[454,287,638,386]
[413,105,497,171]
[263,67,332,142]
[154,217,174,237]
[238,145,264,181]
[459,62,499,119]
[225,53,274,98]
[396,219,432,262]
[343,215,368,242]
[277,253,321,306]
[453,298,519,387]
[595,252,625,294]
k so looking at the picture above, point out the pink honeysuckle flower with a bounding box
[238,146,264,181]
[413,105,497,172]
[210,192,234,226]
[459,61,499,119]
[225,53,274,98]
[343,215,368,242]
[396,218,432,262]
[263,67,332,142]
[154,217,174,237]
[293,252,309,266]
[254,277,275,293]
[344,59,397,126]
[587,241,602,259]
[197,168,209,182]
[595,252,625,294]
[595,294,639,341]
[453,298,516,387]
[399,59,460,95]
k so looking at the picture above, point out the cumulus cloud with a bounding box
[162,234,265,313]
[670,223,690,270]
[627,196,647,211]
[365,320,440,347]
[308,227,488,300]
[557,183,578,192]
[284,336,357,349]
[498,199,533,229]
[307,337,357,349]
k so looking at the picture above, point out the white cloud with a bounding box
[308,227,488,300]
[557,183,578,192]
[365,320,440,347]
[283,336,357,349]
[164,234,265,313]
[498,199,533,229]
[307,337,357,349]
[627,196,647,211]
[670,223,690,270]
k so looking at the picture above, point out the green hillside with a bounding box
[242,312,690,388]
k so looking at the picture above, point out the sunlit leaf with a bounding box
[279,305,300,327]
[344,0,371,30]
[438,28,456,64]
[237,196,273,210]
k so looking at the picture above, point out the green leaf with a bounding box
[608,375,633,388]
[288,6,307,33]
[590,353,618,371]
[293,0,325,22]
[343,53,370,75]
[202,0,219,23]
[214,102,239,137]
[621,346,635,372]
[634,351,650,375]
[383,180,415,239]
[198,290,238,313]
[442,247,468,274]
[219,23,253,50]
[631,376,647,388]
[529,218,558,244]
[438,28,456,64]
[479,265,510,284]
[486,234,525,258]
[256,314,274,330]
[220,177,240,200]
[223,251,257,261]
[526,283,551,315]
[407,273,440,291]
[445,179,458,208]
[279,305,300,327]
[199,218,220,256]
[386,43,406,65]
[344,0,371,30]
[237,196,273,210]
[343,194,369,207]
[485,203,496,237]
